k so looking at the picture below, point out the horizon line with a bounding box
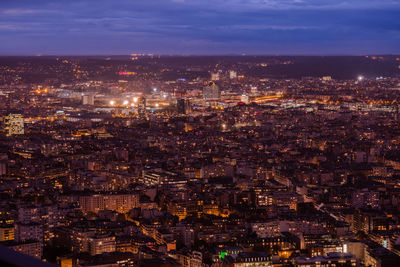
[0,53,400,57]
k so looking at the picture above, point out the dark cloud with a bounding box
[0,0,399,54]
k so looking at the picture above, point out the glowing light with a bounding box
[123,100,129,105]
[133,97,138,103]
[119,72,136,76]
[155,103,159,107]
[153,88,157,92]
[109,100,115,106]
[358,76,364,81]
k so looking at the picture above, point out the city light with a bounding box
[2,55,399,266]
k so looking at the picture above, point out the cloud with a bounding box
[154,0,400,11]
[0,0,399,54]
[0,8,61,16]
[220,24,320,31]
[0,23,29,30]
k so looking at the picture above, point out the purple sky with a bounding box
[0,0,399,55]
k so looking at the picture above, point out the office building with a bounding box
[82,94,95,105]
[203,82,220,100]
[4,114,24,135]
[177,99,192,115]
[229,70,237,79]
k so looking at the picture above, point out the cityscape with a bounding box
[1,1,400,267]
[0,55,399,266]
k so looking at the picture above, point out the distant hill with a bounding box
[0,55,399,83]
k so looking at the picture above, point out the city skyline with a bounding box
[2,1,400,266]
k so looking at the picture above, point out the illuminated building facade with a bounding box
[0,226,14,241]
[78,193,139,214]
[4,113,24,135]
[89,235,116,256]
[203,82,220,100]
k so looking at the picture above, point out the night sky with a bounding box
[0,0,399,55]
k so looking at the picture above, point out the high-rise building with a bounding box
[138,97,147,118]
[210,73,220,81]
[203,82,220,101]
[177,99,192,115]
[4,114,24,136]
[229,70,237,79]
[82,94,95,105]
[17,204,59,242]
[14,223,43,243]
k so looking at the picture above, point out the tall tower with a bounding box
[138,97,147,119]
[4,114,24,136]
[177,99,192,115]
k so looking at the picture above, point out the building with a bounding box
[232,252,272,267]
[138,97,147,118]
[0,225,14,241]
[7,241,43,259]
[88,235,116,256]
[229,70,237,79]
[140,171,187,188]
[14,222,43,242]
[78,193,139,214]
[203,82,220,101]
[240,94,249,104]
[177,99,192,115]
[4,113,24,135]
[211,72,220,81]
[364,242,400,267]
[352,189,380,209]
[353,210,389,233]
[82,94,95,105]
[69,227,96,253]
[17,204,59,242]
[0,161,6,176]
[173,251,202,267]
[76,252,134,267]
[293,252,357,266]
